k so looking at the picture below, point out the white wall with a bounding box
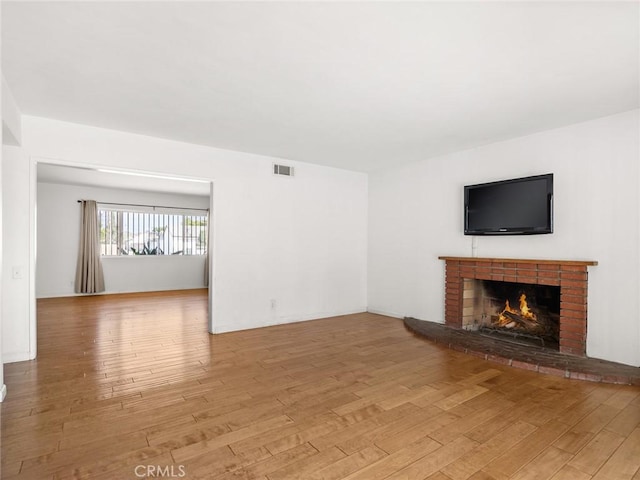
[2,75,21,146]
[0,140,4,399]
[21,116,368,337]
[2,145,33,363]
[36,182,209,298]
[368,109,640,367]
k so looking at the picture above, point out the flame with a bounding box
[518,294,536,320]
[497,294,537,326]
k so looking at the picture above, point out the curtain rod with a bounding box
[77,200,209,212]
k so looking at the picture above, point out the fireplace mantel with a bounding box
[438,256,597,267]
[439,256,597,356]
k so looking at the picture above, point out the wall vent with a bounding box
[273,164,294,177]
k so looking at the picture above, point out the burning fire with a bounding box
[497,294,537,328]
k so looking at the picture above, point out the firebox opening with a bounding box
[462,279,560,350]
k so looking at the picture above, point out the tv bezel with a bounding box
[464,173,554,236]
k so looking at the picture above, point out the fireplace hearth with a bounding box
[439,256,597,356]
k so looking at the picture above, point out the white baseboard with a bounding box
[3,351,31,363]
[366,308,404,319]
[213,307,368,334]
[0,384,6,402]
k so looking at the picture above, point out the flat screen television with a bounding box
[464,173,553,235]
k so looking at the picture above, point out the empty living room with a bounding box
[1,2,639,480]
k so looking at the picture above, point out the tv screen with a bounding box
[464,174,553,235]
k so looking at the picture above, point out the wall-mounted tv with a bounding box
[464,173,553,235]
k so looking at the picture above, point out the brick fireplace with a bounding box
[439,257,597,356]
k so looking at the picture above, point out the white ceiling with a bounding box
[3,2,639,173]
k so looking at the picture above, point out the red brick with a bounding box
[516,275,538,284]
[503,262,517,268]
[491,262,504,269]
[476,273,491,281]
[537,278,560,286]
[512,360,539,372]
[560,333,585,343]
[460,267,475,277]
[560,322,587,334]
[561,326,586,336]
[487,354,512,366]
[563,309,587,321]
[561,271,588,281]
[490,274,504,281]
[560,332,586,343]
[468,349,487,360]
[477,266,491,274]
[503,275,518,283]
[562,286,587,297]
[560,346,586,357]
[561,264,587,272]
[561,302,587,313]
[561,279,588,289]
[516,263,537,271]
[569,371,602,382]
[561,293,587,305]
[538,270,559,279]
[539,366,568,378]
[602,375,631,385]
[560,339,586,351]
[560,293,586,303]
[445,313,460,323]
[537,263,560,271]
[560,326,586,338]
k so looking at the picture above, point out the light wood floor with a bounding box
[2,290,640,480]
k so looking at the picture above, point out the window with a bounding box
[99,206,208,256]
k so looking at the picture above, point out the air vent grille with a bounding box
[273,164,294,177]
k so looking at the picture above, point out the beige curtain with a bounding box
[75,200,105,294]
